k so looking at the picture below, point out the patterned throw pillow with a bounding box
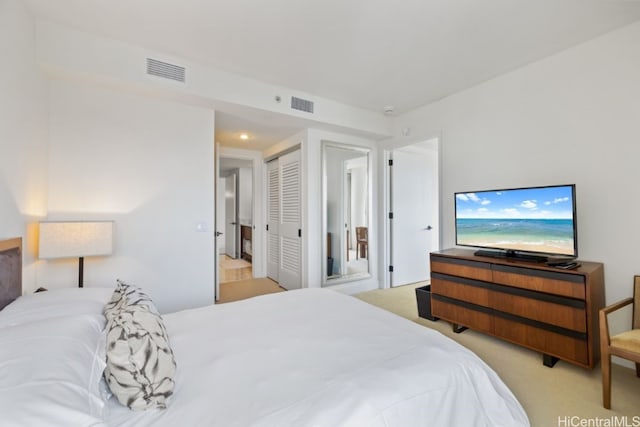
[103,281,128,322]
[104,280,156,321]
[103,281,176,410]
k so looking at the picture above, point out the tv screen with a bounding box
[455,184,577,259]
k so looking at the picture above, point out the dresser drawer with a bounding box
[494,317,589,365]
[432,296,493,334]
[431,273,491,308]
[492,264,585,299]
[431,256,492,282]
[491,285,586,332]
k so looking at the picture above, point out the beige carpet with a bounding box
[217,278,285,304]
[355,283,639,427]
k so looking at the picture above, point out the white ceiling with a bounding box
[214,111,302,151]
[24,0,640,149]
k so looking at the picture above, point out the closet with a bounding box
[266,149,302,290]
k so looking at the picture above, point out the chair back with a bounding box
[356,227,368,241]
[634,275,640,329]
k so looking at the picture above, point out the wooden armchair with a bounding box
[599,275,640,409]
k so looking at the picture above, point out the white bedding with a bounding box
[104,288,529,427]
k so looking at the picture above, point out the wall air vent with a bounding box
[146,58,186,83]
[291,96,314,113]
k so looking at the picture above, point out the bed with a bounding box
[0,237,529,426]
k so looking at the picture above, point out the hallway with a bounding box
[218,255,285,303]
[219,255,252,283]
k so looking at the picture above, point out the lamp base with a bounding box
[78,256,84,288]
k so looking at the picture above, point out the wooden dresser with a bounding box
[430,248,605,369]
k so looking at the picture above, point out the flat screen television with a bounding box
[455,184,577,262]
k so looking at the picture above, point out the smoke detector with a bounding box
[383,105,395,115]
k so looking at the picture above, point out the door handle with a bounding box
[216,231,223,236]
[425,225,433,230]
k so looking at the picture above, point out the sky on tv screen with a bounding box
[455,186,574,220]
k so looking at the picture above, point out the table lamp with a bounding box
[39,221,114,288]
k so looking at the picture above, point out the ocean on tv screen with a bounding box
[456,218,574,255]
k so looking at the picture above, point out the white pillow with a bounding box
[0,314,108,426]
[0,287,114,328]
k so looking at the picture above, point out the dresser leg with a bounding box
[452,323,468,334]
[543,354,559,367]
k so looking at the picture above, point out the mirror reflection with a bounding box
[322,143,370,284]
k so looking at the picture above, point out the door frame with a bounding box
[217,146,265,279]
[382,137,441,288]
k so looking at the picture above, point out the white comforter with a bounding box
[105,288,529,427]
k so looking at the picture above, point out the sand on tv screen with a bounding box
[455,185,577,257]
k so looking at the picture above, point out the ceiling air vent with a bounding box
[146,58,186,83]
[291,96,314,113]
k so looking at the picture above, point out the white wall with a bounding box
[0,0,49,293]
[43,78,215,313]
[386,21,640,334]
[238,167,253,225]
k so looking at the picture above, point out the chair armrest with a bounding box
[601,297,634,316]
[600,297,634,346]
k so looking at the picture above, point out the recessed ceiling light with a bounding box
[239,133,249,140]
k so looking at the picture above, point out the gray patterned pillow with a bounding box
[103,280,128,321]
[103,282,176,410]
[104,280,156,321]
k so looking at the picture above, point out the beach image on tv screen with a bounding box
[455,186,575,255]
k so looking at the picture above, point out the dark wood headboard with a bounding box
[0,237,22,310]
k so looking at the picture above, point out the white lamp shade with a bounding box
[39,221,114,259]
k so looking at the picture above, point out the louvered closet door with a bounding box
[266,159,280,281]
[278,150,302,290]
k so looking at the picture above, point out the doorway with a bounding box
[217,157,254,293]
[386,138,440,287]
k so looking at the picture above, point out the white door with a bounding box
[278,150,302,290]
[390,142,439,287]
[224,173,238,258]
[215,176,226,301]
[217,177,227,255]
[266,159,280,281]
[214,146,221,301]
